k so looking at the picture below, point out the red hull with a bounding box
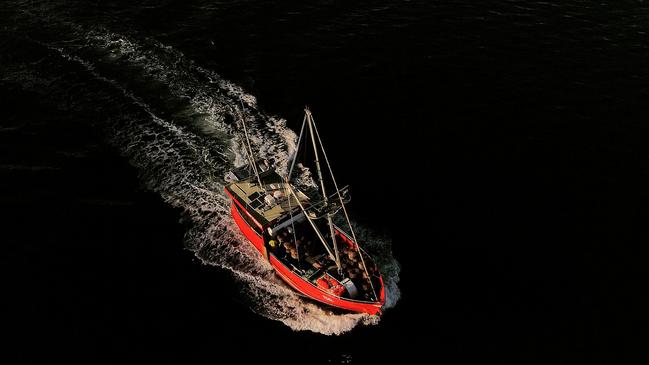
[227,193,384,315]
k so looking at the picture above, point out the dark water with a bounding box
[2,0,648,363]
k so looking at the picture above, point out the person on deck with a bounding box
[268,238,278,252]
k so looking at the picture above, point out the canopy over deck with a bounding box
[225,171,311,227]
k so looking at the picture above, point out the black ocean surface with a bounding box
[2,1,648,364]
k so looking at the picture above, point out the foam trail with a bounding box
[42,27,401,335]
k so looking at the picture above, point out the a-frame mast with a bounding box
[305,107,341,272]
[310,115,378,301]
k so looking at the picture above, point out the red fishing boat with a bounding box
[224,107,385,315]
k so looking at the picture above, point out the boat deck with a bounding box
[226,171,311,226]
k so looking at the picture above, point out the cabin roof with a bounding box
[226,171,311,227]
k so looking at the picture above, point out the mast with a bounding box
[237,99,264,190]
[305,107,341,272]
